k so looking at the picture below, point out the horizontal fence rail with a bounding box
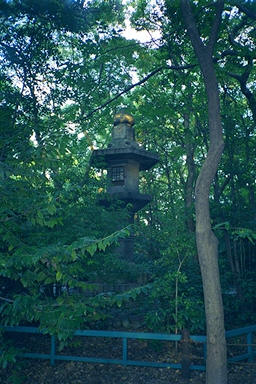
[2,325,256,371]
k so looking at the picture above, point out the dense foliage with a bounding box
[0,0,256,374]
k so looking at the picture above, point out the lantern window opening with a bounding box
[111,166,125,182]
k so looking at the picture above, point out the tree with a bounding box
[0,0,138,368]
[180,1,227,383]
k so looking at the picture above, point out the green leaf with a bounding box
[47,204,57,215]
[71,249,77,260]
[87,243,97,256]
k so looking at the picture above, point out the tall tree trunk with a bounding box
[180,1,227,383]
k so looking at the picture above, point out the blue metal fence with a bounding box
[226,325,256,363]
[2,325,256,370]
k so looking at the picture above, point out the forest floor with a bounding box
[1,359,256,384]
[1,332,256,384]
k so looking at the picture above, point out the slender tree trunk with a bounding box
[184,112,196,232]
[180,1,227,383]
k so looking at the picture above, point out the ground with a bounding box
[1,359,256,384]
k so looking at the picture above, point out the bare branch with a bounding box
[81,67,164,120]
[221,49,239,58]
[227,59,256,123]
[0,296,14,303]
[227,57,253,84]
[227,71,242,82]
[82,63,196,121]
[235,3,256,20]
[219,175,231,198]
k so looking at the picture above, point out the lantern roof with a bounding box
[91,146,158,171]
[91,111,158,170]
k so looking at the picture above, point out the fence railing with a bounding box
[226,325,256,363]
[2,324,256,371]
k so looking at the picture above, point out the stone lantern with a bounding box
[91,110,158,259]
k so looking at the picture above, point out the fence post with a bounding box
[122,337,127,365]
[180,329,192,378]
[247,332,253,363]
[203,342,207,361]
[50,336,56,366]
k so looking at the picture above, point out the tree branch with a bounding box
[181,0,224,57]
[0,296,14,303]
[82,63,196,121]
[180,0,205,54]
[81,67,163,120]
[227,58,256,123]
[236,3,256,20]
[208,0,224,54]
[218,175,231,198]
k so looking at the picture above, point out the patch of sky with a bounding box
[121,1,162,45]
